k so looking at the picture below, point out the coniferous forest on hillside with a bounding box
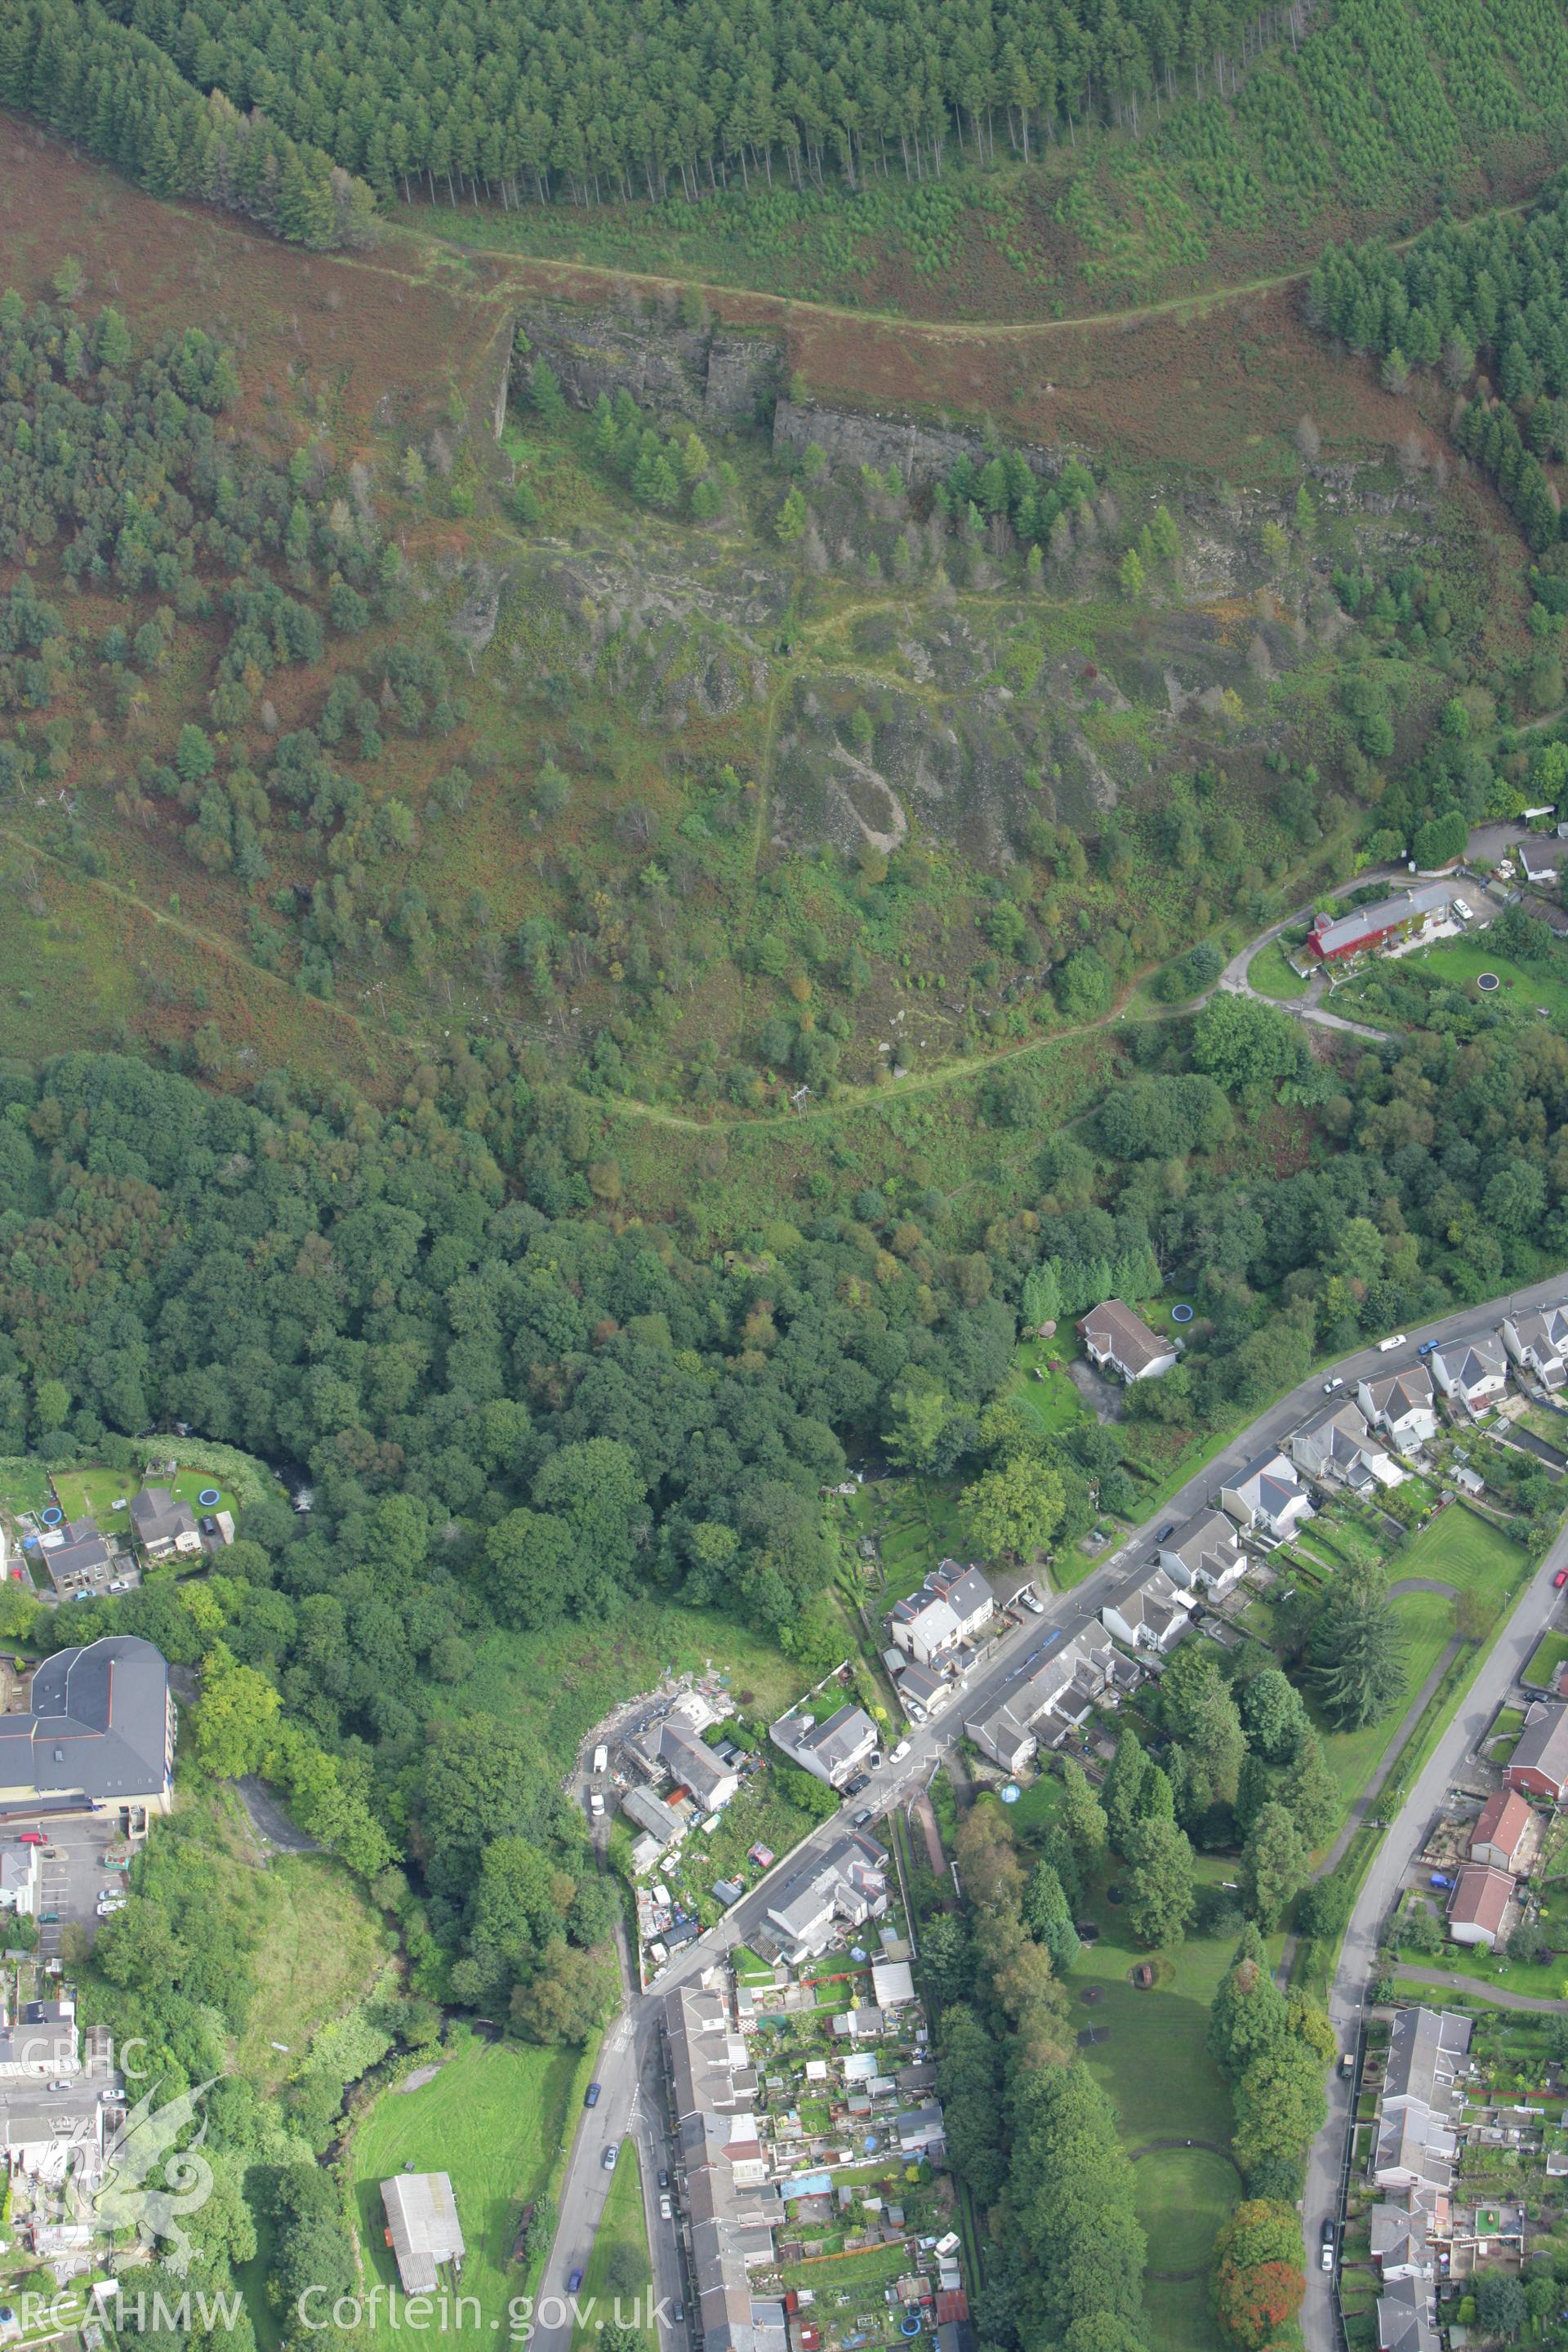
[7,6,1568,2352]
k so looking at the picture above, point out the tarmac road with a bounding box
[531,1278,1568,2352]
[1299,1499,1568,2351]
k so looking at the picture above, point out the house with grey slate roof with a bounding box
[770,1701,877,1788]
[0,1637,173,1817]
[1290,1399,1405,1494]
[1500,1305,1568,1390]
[1155,1508,1247,1599]
[1431,1333,1508,1413]
[1218,1450,1312,1540]
[1356,1365,1438,1449]
[127,1486,200,1561]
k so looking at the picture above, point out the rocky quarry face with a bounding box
[497,301,1443,862]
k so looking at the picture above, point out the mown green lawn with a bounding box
[349,2029,579,2351]
[778,2242,909,2296]
[1133,2143,1238,2271]
[1399,1504,1529,1606]
[1312,1510,1527,1824]
[1404,942,1568,1024]
[1526,1632,1568,1693]
[1148,2278,1223,2352]
[1008,1325,1092,1441]
[1065,1858,1263,2352]
[49,1465,136,1533]
[1315,1593,1450,1817]
[1247,939,1311,1000]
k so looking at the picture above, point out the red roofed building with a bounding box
[936,2293,969,2324]
[1506,1702,1568,1802]
[1305,884,1453,962]
[1470,1788,1532,1873]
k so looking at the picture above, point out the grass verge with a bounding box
[568,2141,652,2352]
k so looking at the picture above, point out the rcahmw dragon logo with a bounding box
[82,2078,217,2272]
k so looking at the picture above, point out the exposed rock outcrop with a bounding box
[514,302,778,423]
[772,397,1085,487]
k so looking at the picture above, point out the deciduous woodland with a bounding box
[6,7,1568,2347]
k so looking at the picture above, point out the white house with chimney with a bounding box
[1356,1365,1438,1450]
[1432,1334,1509,1414]
[1500,1307,1568,1392]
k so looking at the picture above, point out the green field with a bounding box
[1402,942,1568,1024]
[568,2140,652,2352]
[1052,1857,1258,2352]
[1133,2143,1239,2273]
[1315,1508,1527,1823]
[233,1849,395,2095]
[1247,939,1312,1000]
[458,1603,808,1776]
[349,2030,580,2350]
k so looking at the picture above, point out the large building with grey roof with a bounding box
[128,1486,200,1561]
[763,1829,888,1965]
[1155,1507,1247,1598]
[1356,1365,1438,1449]
[889,1561,995,1667]
[0,1637,173,1819]
[1077,1299,1177,1383]
[1305,884,1453,963]
[1501,1305,1568,1390]
[1431,1333,1508,1413]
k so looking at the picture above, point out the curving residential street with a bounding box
[1298,1502,1568,2352]
[532,1276,1568,2352]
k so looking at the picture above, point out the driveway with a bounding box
[1067,1358,1125,1422]
[1214,865,1401,1043]
[237,1776,319,1855]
